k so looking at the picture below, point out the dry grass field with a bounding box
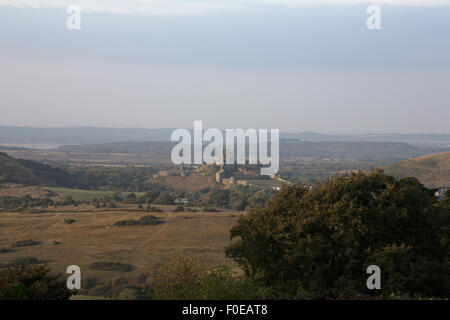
[0,205,243,291]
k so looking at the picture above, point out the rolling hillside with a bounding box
[383,151,450,188]
[0,152,75,187]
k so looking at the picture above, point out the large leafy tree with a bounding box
[0,265,73,300]
[226,170,449,298]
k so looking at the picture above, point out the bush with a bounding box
[89,261,134,272]
[82,277,100,290]
[0,195,55,210]
[154,192,174,205]
[0,264,73,300]
[125,193,137,204]
[138,190,161,204]
[138,215,162,225]
[8,257,39,267]
[174,205,184,212]
[141,257,267,300]
[118,288,139,300]
[89,283,112,297]
[113,215,163,227]
[147,206,163,212]
[61,195,76,206]
[226,170,450,299]
[83,277,141,299]
[113,219,139,226]
[12,239,41,247]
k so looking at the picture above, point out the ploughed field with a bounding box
[0,205,243,290]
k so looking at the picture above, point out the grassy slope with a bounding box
[0,152,42,185]
[383,151,450,188]
[0,152,75,187]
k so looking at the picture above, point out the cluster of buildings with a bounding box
[434,188,448,200]
[215,164,250,185]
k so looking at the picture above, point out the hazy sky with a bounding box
[0,1,449,133]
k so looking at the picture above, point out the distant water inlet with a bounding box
[0,143,61,150]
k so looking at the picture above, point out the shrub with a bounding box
[147,206,162,212]
[138,190,161,204]
[87,279,141,299]
[154,192,174,205]
[89,261,134,272]
[61,195,76,206]
[8,257,39,267]
[113,219,139,226]
[174,205,184,212]
[82,277,100,291]
[140,257,267,300]
[0,264,73,300]
[138,215,162,225]
[114,215,163,227]
[125,193,137,204]
[12,239,41,247]
[89,283,112,297]
[118,288,139,300]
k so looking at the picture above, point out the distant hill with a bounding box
[0,152,75,187]
[1,126,450,146]
[54,140,447,163]
[279,141,447,162]
[384,151,450,188]
[282,132,450,145]
[0,126,173,145]
[57,141,175,154]
[0,145,29,151]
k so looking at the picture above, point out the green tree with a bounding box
[0,265,73,300]
[226,170,450,298]
[154,192,174,205]
[125,193,137,204]
[138,190,160,204]
[61,195,75,206]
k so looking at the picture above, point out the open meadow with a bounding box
[0,204,243,297]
